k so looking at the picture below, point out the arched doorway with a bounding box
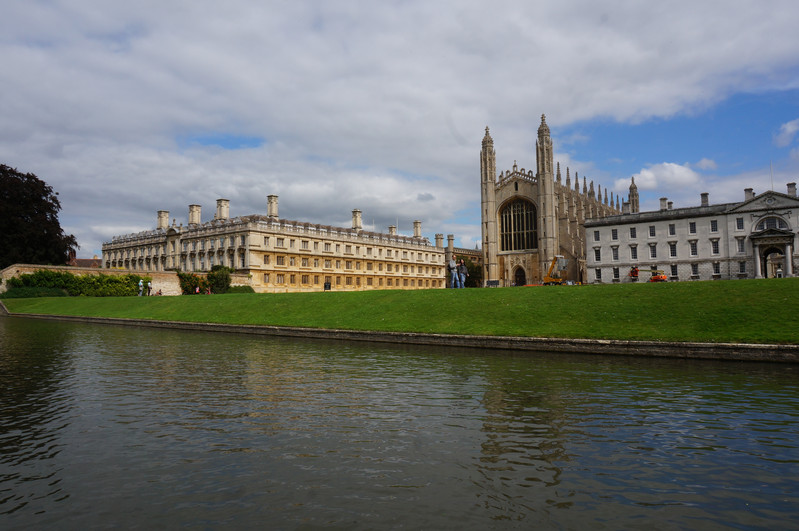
[514,267,526,286]
[762,247,785,278]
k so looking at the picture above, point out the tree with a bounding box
[462,256,482,287]
[207,265,233,294]
[0,165,78,269]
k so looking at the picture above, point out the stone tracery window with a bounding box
[500,199,537,251]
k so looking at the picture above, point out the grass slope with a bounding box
[4,279,799,344]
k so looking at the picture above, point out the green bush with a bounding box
[176,271,208,295]
[6,270,147,297]
[1,286,68,298]
[207,265,233,294]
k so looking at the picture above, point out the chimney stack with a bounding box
[701,192,709,207]
[157,210,169,230]
[352,209,362,231]
[388,225,397,236]
[745,188,755,201]
[788,183,797,197]
[267,195,279,219]
[413,220,422,238]
[215,199,230,220]
[659,197,668,211]
[447,234,455,256]
[667,201,673,210]
[188,204,201,225]
[435,234,444,248]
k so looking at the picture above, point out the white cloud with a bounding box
[3,0,799,255]
[617,162,700,192]
[694,158,717,171]
[775,119,799,147]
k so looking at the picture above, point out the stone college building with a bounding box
[585,182,799,282]
[102,196,447,293]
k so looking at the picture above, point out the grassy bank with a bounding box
[4,278,799,344]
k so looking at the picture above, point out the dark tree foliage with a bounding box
[0,164,78,269]
[207,265,233,294]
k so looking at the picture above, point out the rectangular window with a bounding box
[289,239,295,249]
[345,245,352,254]
[711,240,720,255]
[630,246,638,260]
[649,244,657,259]
[613,267,620,280]
[301,275,309,284]
[324,242,331,252]
[264,255,270,265]
[264,236,269,247]
[289,274,295,284]
[314,259,319,267]
[691,263,699,276]
[670,264,678,277]
[324,259,331,268]
[739,261,746,273]
[314,275,319,284]
[289,257,296,266]
[263,273,270,283]
[594,248,601,261]
[736,217,744,230]
[649,226,656,237]
[611,229,618,241]
[669,242,677,258]
[346,260,352,269]
[689,222,696,234]
[277,238,284,247]
[612,247,619,261]
[668,224,676,236]
[690,241,698,256]
[713,262,721,275]
[595,268,602,281]
[710,220,718,232]
[301,258,309,267]
[737,239,745,253]
[594,230,600,242]
[301,240,309,250]
[276,256,285,265]
[630,227,637,239]
[240,236,246,246]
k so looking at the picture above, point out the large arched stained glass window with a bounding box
[500,199,537,251]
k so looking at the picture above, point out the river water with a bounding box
[1,316,798,530]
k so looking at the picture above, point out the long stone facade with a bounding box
[102,196,447,293]
[480,115,621,286]
[584,184,799,282]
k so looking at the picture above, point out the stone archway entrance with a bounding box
[763,247,785,278]
[750,228,795,278]
[514,267,526,286]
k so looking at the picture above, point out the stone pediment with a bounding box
[728,191,799,213]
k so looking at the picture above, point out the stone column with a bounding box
[754,243,762,278]
[786,243,794,277]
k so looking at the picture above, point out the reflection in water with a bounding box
[1,316,798,529]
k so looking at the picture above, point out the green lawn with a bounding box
[4,278,799,344]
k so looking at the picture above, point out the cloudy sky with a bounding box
[3,0,799,257]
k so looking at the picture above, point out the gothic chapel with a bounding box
[480,115,621,285]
